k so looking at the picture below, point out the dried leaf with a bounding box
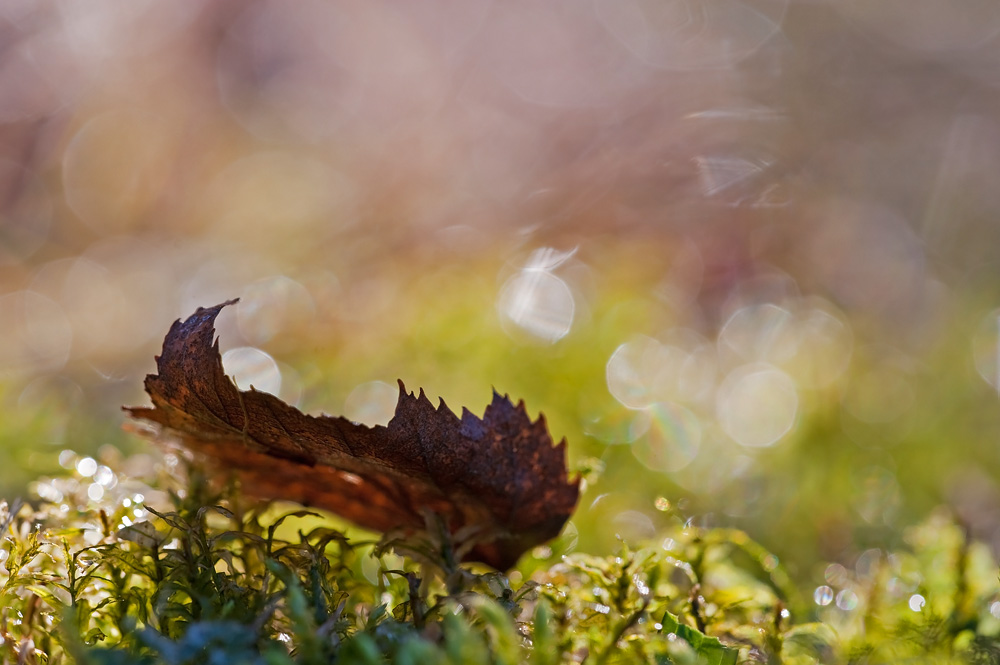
[125,300,579,569]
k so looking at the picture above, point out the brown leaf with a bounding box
[125,300,579,569]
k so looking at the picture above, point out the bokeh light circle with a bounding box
[343,381,399,427]
[719,303,799,364]
[582,405,651,445]
[835,589,859,611]
[497,270,575,343]
[222,347,282,396]
[62,110,175,233]
[716,363,798,448]
[237,276,316,345]
[631,402,702,473]
[606,335,664,409]
[787,302,854,389]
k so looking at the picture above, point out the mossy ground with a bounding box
[2,449,999,665]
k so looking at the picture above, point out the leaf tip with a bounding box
[437,397,456,418]
[490,387,514,408]
[203,297,240,311]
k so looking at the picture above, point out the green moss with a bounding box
[1,453,998,664]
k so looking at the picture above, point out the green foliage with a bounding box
[1,454,999,664]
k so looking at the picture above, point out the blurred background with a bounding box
[3,0,1000,594]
